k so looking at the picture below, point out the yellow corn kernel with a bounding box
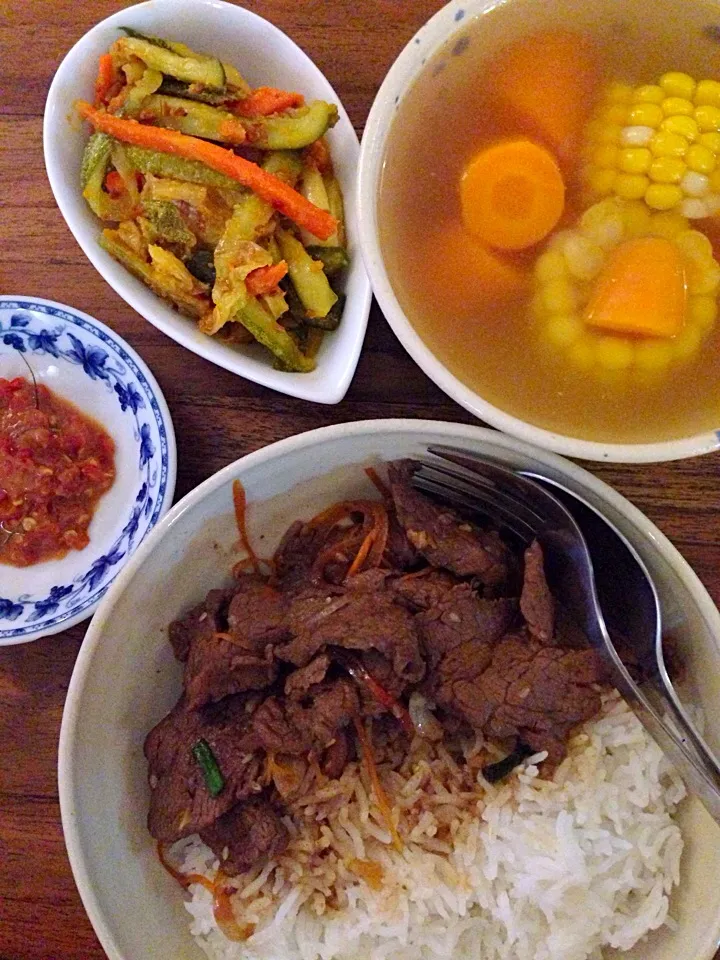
[595,336,635,370]
[649,130,688,158]
[688,295,718,329]
[685,143,716,174]
[621,200,653,237]
[675,229,714,262]
[700,131,720,153]
[660,72,697,100]
[589,167,617,195]
[579,199,624,245]
[597,124,622,145]
[709,168,720,192]
[687,260,720,295]
[606,82,634,104]
[593,144,619,168]
[628,102,664,127]
[695,79,720,107]
[568,337,595,369]
[662,96,695,117]
[542,277,578,314]
[634,84,665,104]
[645,183,684,210]
[545,314,584,346]
[535,248,568,283]
[601,104,629,126]
[618,147,652,174]
[661,115,699,141]
[674,324,703,360]
[649,211,688,241]
[648,156,686,183]
[635,340,673,370]
[615,173,650,199]
[694,104,720,133]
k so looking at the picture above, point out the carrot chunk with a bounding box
[75,101,337,240]
[460,138,565,252]
[491,29,601,166]
[94,53,116,106]
[584,237,687,337]
[245,261,288,296]
[230,86,305,117]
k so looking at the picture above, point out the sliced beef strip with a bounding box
[285,653,331,700]
[168,588,233,663]
[252,679,360,756]
[279,589,425,683]
[384,510,419,569]
[183,576,290,709]
[200,797,288,876]
[416,586,518,669]
[520,540,555,644]
[452,633,604,766]
[226,576,291,651]
[271,520,325,592]
[144,695,262,843]
[392,569,460,612]
[388,462,511,587]
[322,728,350,779]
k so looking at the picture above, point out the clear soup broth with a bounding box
[378,0,720,444]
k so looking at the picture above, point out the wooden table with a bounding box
[1,1,720,957]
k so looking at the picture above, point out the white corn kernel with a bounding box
[620,125,654,147]
[680,197,710,218]
[680,171,710,197]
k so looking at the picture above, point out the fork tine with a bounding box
[411,473,536,543]
[418,458,547,532]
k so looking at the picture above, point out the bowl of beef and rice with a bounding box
[59,420,720,960]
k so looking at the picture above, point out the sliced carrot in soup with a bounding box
[460,139,565,252]
[492,29,601,167]
[584,237,687,338]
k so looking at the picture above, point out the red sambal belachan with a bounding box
[0,377,116,567]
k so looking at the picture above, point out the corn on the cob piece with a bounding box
[584,72,720,217]
[532,198,719,372]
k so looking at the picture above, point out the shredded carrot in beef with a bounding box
[364,466,391,501]
[213,884,254,941]
[232,480,262,574]
[345,528,377,578]
[353,717,402,852]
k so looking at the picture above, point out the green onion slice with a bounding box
[192,738,225,797]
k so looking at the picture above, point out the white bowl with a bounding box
[0,295,175,645]
[357,0,720,462]
[44,0,371,405]
[60,418,720,960]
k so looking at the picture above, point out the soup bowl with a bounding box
[357,0,720,462]
[59,419,720,960]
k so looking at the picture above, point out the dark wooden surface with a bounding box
[1,2,719,957]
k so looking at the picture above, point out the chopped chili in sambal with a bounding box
[0,377,116,567]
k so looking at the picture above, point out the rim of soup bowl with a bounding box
[356,0,720,464]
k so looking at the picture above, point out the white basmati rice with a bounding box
[172,692,686,960]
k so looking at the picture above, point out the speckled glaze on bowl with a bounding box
[44,0,371,404]
[356,0,720,462]
[60,419,720,960]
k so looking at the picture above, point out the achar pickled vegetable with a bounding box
[78,27,348,372]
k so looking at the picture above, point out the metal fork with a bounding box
[412,445,720,824]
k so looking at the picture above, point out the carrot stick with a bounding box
[76,101,338,240]
[245,261,288,296]
[230,86,305,117]
[94,53,116,106]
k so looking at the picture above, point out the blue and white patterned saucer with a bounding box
[0,296,176,645]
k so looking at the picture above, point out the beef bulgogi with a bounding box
[145,459,609,879]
